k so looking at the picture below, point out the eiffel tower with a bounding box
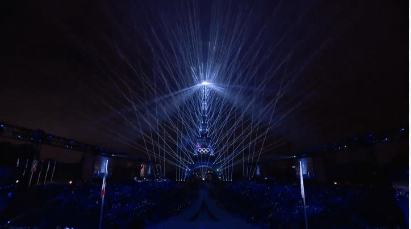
[185,82,222,179]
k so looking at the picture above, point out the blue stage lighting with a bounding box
[201,81,211,85]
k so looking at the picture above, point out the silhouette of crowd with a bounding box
[0,179,407,229]
[209,181,407,229]
[1,180,197,228]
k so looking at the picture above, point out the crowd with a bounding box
[209,181,407,229]
[1,179,197,228]
[1,179,407,229]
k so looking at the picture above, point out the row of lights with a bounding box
[297,127,407,156]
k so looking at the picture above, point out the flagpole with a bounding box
[50,161,56,183]
[300,160,308,229]
[28,169,34,187]
[23,159,28,176]
[99,159,108,229]
[44,161,50,185]
[37,160,44,185]
[28,159,38,187]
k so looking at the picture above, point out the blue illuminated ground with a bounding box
[148,188,259,229]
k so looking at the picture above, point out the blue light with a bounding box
[201,81,211,85]
[0,125,3,127]
[385,138,388,141]
[401,128,405,131]
[369,134,372,137]
[49,135,52,138]
[354,137,358,140]
[17,135,20,138]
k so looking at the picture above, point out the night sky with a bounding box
[0,0,408,156]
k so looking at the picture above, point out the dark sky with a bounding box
[0,0,408,155]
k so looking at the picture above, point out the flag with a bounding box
[300,160,308,229]
[100,160,108,198]
[99,160,108,229]
[101,176,106,198]
[31,160,38,172]
[299,161,305,199]
[29,160,38,187]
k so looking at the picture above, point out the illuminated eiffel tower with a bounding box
[185,82,222,179]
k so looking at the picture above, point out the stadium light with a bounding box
[201,81,211,85]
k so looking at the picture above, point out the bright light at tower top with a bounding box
[201,81,211,85]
